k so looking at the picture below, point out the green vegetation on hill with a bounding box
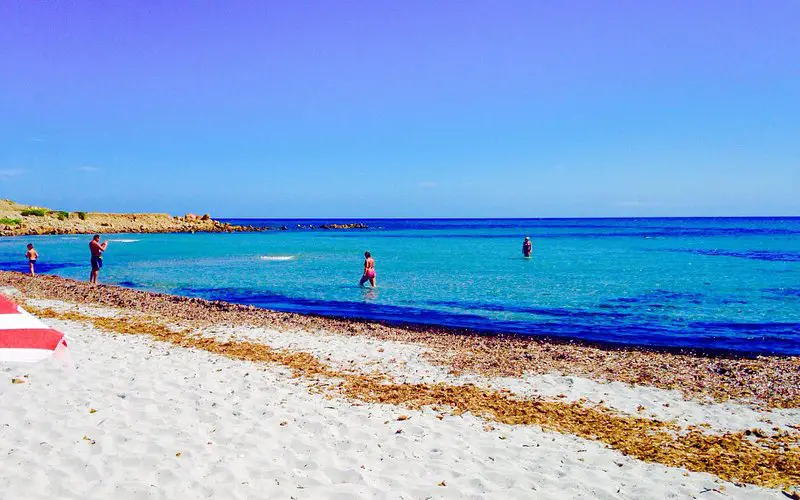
[0,218,22,226]
[21,208,49,217]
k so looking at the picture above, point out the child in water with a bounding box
[359,251,376,287]
[25,243,38,276]
[522,236,532,258]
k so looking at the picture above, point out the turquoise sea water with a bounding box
[1,218,798,355]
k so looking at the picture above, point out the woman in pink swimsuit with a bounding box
[359,251,376,287]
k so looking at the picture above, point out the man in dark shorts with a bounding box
[89,234,108,284]
[26,243,38,276]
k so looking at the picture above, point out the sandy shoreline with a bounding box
[2,272,799,498]
[3,313,780,500]
[2,272,798,409]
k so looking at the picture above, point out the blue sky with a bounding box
[1,1,798,217]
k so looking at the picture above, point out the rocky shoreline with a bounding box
[1,213,259,236]
[0,199,367,236]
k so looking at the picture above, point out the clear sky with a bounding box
[1,1,798,217]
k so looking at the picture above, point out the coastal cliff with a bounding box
[0,199,256,236]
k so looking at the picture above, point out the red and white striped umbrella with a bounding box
[0,294,69,363]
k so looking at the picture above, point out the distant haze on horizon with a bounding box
[1,1,798,218]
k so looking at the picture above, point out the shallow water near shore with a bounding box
[1,218,799,354]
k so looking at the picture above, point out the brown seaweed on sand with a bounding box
[26,304,800,489]
[3,271,798,409]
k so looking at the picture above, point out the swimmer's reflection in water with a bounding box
[362,288,378,301]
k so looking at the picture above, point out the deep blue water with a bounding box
[1,217,798,355]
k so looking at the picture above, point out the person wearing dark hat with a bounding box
[522,236,532,258]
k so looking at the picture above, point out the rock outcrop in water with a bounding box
[319,223,368,229]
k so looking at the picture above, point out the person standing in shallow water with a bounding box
[522,236,532,258]
[89,234,108,284]
[25,243,38,276]
[359,251,376,287]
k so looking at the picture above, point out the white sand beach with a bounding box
[1,295,793,499]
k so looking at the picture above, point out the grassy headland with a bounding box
[0,199,254,236]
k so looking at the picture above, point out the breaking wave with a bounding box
[259,255,296,262]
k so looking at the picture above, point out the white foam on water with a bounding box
[259,255,296,262]
[108,239,140,243]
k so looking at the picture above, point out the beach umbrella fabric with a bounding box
[0,294,68,363]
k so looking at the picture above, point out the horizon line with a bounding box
[217,215,800,220]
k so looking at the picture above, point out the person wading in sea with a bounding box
[522,236,532,258]
[89,235,108,284]
[359,251,377,287]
